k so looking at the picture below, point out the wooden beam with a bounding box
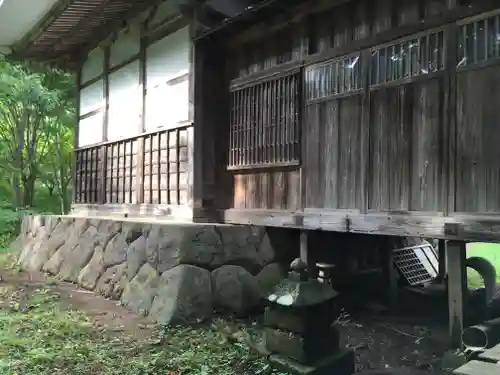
[217,208,500,243]
[438,239,447,282]
[136,34,147,205]
[446,240,467,348]
[72,68,82,207]
[445,23,458,215]
[71,203,193,221]
[299,229,317,278]
[192,35,206,211]
[100,47,110,204]
[187,18,196,210]
[381,239,399,309]
[11,0,73,55]
[360,49,371,214]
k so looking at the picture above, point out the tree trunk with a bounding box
[22,173,37,207]
[12,173,22,207]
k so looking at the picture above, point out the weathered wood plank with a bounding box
[232,168,301,210]
[446,240,467,348]
[71,203,193,220]
[456,66,500,213]
[338,95,363,209]
[410,78,442,211]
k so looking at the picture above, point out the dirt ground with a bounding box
[1,268,157,340]
[0,265,451,375]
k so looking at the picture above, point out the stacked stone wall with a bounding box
[14,215,292,324]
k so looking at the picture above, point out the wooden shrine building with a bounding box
[4,0,500,347]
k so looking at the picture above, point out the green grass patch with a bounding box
[0,287,277,375]
[467,242,500,288]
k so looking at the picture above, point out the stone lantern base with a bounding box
[264,258,355,375]
[269,349,355,375]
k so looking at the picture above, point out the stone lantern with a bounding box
[264,258,354,375]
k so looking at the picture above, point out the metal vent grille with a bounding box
[393,244,439,286]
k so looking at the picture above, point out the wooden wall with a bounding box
[74,1,194,213]
[455,12,500,213]
[220,0,500,216]
[74,125,191,207]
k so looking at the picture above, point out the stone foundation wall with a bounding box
[13,215,292,325]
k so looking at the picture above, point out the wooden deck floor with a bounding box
[453,345,500,374]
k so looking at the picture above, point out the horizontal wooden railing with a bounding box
[74,125,191,207]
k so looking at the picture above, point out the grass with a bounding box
[467,242,500,288]
[0,200,287,375]
[0,284,278,375]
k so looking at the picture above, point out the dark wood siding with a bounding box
[369,78,444,211]
[456,66,500,213]
[233,168,300,210]
[213,0,500,228]
[304,96,363,210]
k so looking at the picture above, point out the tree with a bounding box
[0,58,75,211]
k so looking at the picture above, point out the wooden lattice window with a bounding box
[143,127,189,205]
[371,30,445,85]
[457,12,500,68]
[75,146,102,204]
[305,54,362,102]
[105,139,138,204]
[228,71,301,169]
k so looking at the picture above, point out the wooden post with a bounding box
[100,46,110,204]
[136,34,147,205]
[72,68,81,207]
[300,230,308,264]
[438,239,447,282]
[300,230,317,278]
[380,239,398,309]
[386,247,398,309]
[446,240,467,348]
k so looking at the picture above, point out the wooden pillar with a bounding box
[100,47,110,204]
[300,230,318,278]
[192,36,205,215]
[380,239,398,309]
[438,239,447,282]
[300,230,308,264]
[446,240,467,348]
[386,248,398,309]
[136,34,147,205]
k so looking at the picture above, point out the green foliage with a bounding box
[0,57,74,214]
[0,288,280,375]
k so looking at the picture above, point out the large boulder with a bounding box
[27,219,74,271]
[95,263,128,299]
[78,245,105,290]
[103,223,144,268]
[145,224,278,275]
[256,263,286,297]
[126,235,147,280]
[149,264,212,325]
[211,265,261,316]
[57,225,100,282]
[18,225,51,270]
[43,219,91,275]
[121,263,159,316]
[146,225,221,274]
[217,226,276,273]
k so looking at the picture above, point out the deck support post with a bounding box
[438,239,447,282]
[446,240,467,348]
[381,239,398,309]
[300,230,317,278]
